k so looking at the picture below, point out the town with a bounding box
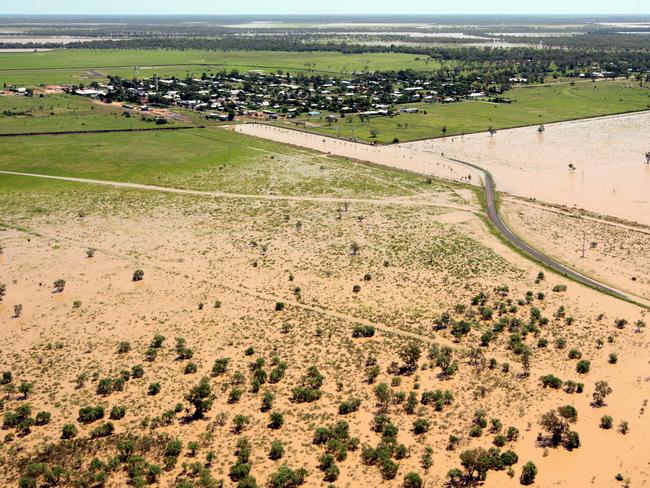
[60,68,524,121]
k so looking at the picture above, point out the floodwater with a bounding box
[234,123,481,184]
[405,111,650,225]
[237,112,650,226]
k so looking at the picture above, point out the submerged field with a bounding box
[282,81,650,142]
[0,123,649,488]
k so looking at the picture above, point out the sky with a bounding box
[3,0,649,16]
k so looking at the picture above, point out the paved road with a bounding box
[445,156,646,306]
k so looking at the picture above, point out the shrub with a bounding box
[1,371,12,384]
[568,349,582,360]
[132,269,144,281]
[131,364,144,379]
[148,382,161,395]
[184,362,198,374]
[403,472,423,488]
[608,353,618,364]
[78,405,104,423]
[229,387,243,404]
[576,360,591,374]
[117,341,131,354]
[540,374,563,389]
[268,465,307,488]
[501,450,518,466]
[600,415,613,429]
[110,406,126,420]
[53,279,66,292]
[61,423,77,439]
[229,462,251,482]
[34,411,51,426]
[269,440,284,460]
[413,418,430,435]
[338,397,361,415]
[165,439,183,457]
[212,357,230,376]
[520,461,537,485]
[96,378,114,396]
[261,391,274,412]
[90,422,114,438]
[494,435,507,447]
[269,412,284,429]
[18,381,34,398]
[150,334,165,348]
[352,325,375,338]
[233,414,250,433]
[618,420,629,434]
[565,431,580,450]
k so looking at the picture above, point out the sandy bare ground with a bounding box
[503,196,650,301]
[404,111,650,226]
[1,180,648,487]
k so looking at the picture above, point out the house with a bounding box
[75,88,106,97]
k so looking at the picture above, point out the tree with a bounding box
[399,342,422,373]
[520,461,537,485]
[374,383,392,411]
[18,381,33,399]
[460,447,491,482]
[540,405,577,447]
[592,380,612,406]
[185,377,215,418]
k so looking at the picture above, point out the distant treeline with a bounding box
[3,36,650,77]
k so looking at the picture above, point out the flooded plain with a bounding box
[237,111,650,226]
[406,111,650,225]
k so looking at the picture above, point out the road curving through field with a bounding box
[235,123,649,308]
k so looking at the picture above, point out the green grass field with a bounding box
[0,93,184,134]
[0,49,446,86]
[281,81,650,143]
[0,127,449,198]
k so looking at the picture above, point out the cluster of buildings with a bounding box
[65,69,503,121]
